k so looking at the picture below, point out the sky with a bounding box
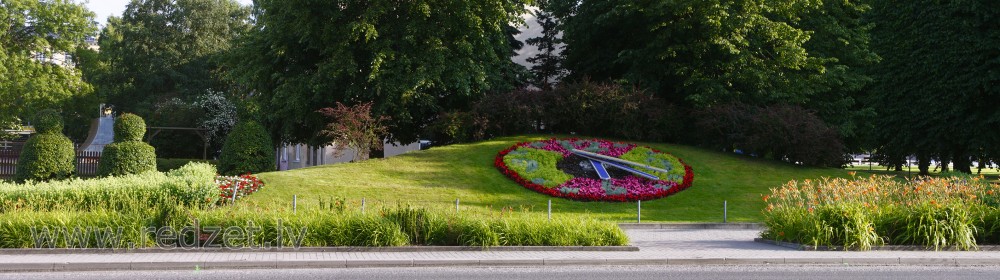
[84,0,255,27]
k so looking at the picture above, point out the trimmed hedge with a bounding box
[14,134,76,182]
[114,113,146,142]
[14,110,75,182]
[219,120,274,175]
[98,114,157,176]
[98,141,157,176]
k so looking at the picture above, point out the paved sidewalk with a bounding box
[4,228,1000,272]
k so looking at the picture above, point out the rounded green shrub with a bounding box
[114,113,146,142]
[219,120,275,175]
[14,133,76,182]
[98,141,157,176]
[98,114,157,176]
[32,109,64,134]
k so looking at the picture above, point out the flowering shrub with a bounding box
[495,138,694,202]
[216,174,265,204]
[762,174,1000,250]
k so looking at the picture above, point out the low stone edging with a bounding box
[755,238,1000,251]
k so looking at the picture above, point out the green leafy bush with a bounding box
[14,110,75,182]
[98,114,157,176]
[98,141,157,176]
[0,162,218,212]
[157,158,218,172]
[0,204,628,248]
[219,120,275,175]
[114,113,146,141]
[32,109,64,134]
[763,176,995,250]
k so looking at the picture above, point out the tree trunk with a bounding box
[939,156,950,173]
[918,154,931,175]
[953,150,972,174]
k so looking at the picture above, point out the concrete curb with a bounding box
[755,238,1000,251]
[2,257,997,272]
[0,246,638,255]
[618,223,764,230]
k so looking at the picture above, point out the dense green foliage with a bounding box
[156,158,218,172]
[544,0,876,155]
[763,176,996,250]
[0,0,97,132]
[14,110,75,182]
[98,141,158,176]
[226,0,529,144]
[96,0,250,113]
[219,120,275,175]
[1,163,218,212]
[114,113,146,142]
[98,114,156,176]
[13,134,75,182]
[868,0,1000,174]
[0,205,627,248]
[92,0,249,158]
[31,109,64,134]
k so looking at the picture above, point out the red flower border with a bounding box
[494,138,694,202]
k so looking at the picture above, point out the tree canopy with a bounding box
[868,0,1000,174]
[96,0,251,115]
[0,0,96,132]
[226,0,529,144]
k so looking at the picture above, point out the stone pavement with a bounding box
[4,227,1000,272]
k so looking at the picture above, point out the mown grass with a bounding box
[251,135,855,222]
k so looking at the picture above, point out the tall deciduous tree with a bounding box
[226,0,528,145]
[0,0,96,133]
[96,0,251,115]
[868,0,1000,174]
[548,0,877,152]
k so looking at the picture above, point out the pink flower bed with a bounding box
[496,138,694,202]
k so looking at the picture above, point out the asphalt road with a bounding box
[3,265,999,280]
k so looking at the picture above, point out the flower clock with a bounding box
[495,138,694,202]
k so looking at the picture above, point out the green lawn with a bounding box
[250,135,855,222]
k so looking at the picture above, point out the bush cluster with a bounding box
[762,175,1000,250]
[218,120,275,175]
[156,158,218,172]
[98,113,157,176]
[425,80,684,145]
[0,162,219,212]
[0,205,629,248]
[14,110,75,182]
[693,103,846,167]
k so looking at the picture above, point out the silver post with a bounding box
[456,198,460,213]
[293,195,297,214]
[361,198,366,214]
[637,200,641,223]
[724,200,728,223]
[231,183,240,204]
[547,200,552,220]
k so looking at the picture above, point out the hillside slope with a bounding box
[251,136,853,222]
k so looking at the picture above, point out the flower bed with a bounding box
[762,174,1000,250]
[216,173,265,204]
[495,138,693,202]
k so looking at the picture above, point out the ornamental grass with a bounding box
[763,174,1000,250]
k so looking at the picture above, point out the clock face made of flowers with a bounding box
[495,139,694,202]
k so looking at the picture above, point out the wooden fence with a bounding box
[0,148,102,179]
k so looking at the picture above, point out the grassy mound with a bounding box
[252,136,855,222]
